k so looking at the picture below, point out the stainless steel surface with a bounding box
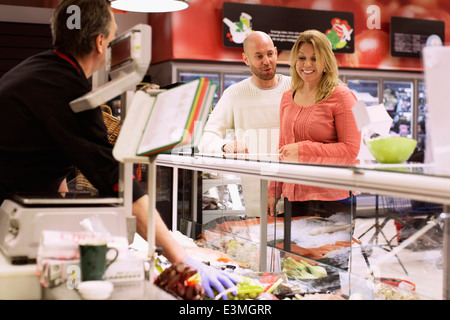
[156,154,450,206]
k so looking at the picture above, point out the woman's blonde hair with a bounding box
[289,29,341,103]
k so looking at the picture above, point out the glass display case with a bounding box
[155,153,449,300]
[178,71,220,108]
[340,69,424,156]
[149,60,289,110]
[347,79,379,106]
[417,81,427,152]
[224,74,251,91]
[383,80,414,138]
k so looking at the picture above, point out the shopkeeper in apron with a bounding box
[0,0,238,299]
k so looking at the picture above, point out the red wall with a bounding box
[147,0,450,71]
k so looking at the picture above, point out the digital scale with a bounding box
[0,24,152,265]
[0,193,127,264]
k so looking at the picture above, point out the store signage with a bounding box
[222,2,354,53]
[390,17,445,59]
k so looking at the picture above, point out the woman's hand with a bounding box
[267,197,277,216]
[279,143,299,162]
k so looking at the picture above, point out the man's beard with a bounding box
[251,64,276,81]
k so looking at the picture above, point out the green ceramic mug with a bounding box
[79,242,119,281]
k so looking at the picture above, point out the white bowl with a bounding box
[78,281,114,300]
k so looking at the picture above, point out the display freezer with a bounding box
[417,81,427,152]
[340,69,425,155]
[149,60,289,96]
[178,71,220,107]
[347,79,379,106]
[155,153,450,300]
[383,80,414,139]
[223,74,251,91]
[346,77,416,140]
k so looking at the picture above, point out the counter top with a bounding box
[42,280,176,300]
[155,153,450,206]
[1,252,174,300]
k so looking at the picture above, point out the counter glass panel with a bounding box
[169,152,446,300]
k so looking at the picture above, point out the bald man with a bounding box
[199,31,291,216]
[199,31,291,154]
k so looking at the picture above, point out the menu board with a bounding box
[390,17,445,58]
[137,78,215,156]
[223,2,354,53]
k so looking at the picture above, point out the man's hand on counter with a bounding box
[222,141,248,153]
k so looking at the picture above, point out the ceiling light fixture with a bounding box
[110,0,190,13]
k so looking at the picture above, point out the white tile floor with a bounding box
[351,217,444,300]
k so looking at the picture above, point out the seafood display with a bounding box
[199,213,354,270]
[151,214,422,300]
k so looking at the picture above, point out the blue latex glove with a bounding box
[184,256,239,300]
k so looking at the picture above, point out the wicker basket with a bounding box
[101,105,121,145]
[74,105,121,192]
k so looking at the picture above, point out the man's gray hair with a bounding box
[51,0,112,57]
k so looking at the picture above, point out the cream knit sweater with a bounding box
[199,74,291,154]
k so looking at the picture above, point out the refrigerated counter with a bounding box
[341,69,427,153]
[155,152,450,300]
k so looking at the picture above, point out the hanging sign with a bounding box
[222,2,354,53]
[390,17,445,59]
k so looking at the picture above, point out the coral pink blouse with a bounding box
[268,85,361,202]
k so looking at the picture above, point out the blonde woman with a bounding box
[268,30,361,217]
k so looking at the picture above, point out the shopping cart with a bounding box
[382,196,413,245]
[387,197,443,251]
[356,196,410,274]
[357,195,443,275]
